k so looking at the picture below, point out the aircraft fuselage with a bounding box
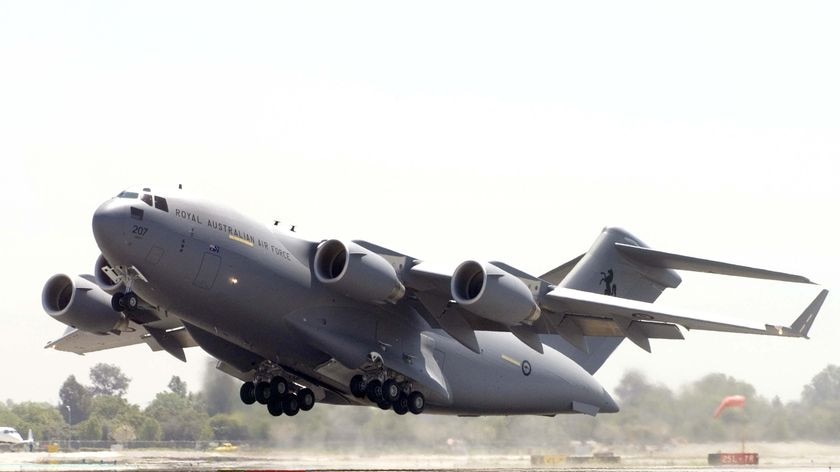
[90,188,617,415]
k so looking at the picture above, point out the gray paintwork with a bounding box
[40,187,828,417]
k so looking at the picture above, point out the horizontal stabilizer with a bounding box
[540,254,584,285]
[615,243,815,284]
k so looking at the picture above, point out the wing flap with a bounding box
[45,321,148,354]
[45,320,197,355]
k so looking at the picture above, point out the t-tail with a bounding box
[541,227,826,374]
[541,227,681,373]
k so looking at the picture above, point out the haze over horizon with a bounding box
[1,1,838,408]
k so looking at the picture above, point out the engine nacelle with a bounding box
[313,239,405,304]
[41,274,126,334]
[451,261,540,325]
[94,254,124,294]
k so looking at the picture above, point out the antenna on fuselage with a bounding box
[273,220,280,226]
[178,184,183,190]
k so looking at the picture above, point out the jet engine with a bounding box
[41,274,126,334]
[93,254,124,294]
[451,261,540,325]
[313,239,405,304]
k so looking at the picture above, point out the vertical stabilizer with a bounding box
[542,227,681,373]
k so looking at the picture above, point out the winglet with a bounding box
[766,289,828,339]
[790,289,828,338]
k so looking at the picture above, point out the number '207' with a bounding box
[132,225,149,236]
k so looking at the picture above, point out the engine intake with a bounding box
[42,274,126,334]
[314,239,405,304]
[451,261,540,325]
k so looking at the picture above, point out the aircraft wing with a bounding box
[539,287,828,352]
[46,318,197,359]
[354,239,828,354]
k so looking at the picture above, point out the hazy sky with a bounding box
[1,1,838,408]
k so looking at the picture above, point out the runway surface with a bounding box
[0,449,837,472]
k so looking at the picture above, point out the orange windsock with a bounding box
[713,395,746,418]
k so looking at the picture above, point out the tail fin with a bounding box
[26,429,33,443]
[542,227,681,373]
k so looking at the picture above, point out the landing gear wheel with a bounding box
[267,397,283,417]
[123,292,139,311]
[393,394,409,415]
[282,393,300,416]
[269,376,288,400]
[366,379,384,403]
[110,293,124,312]
[298,388,315,411]
[350,375,367,398]
[255,381,272,405]
[382,379,400,403]
[239,382,256,405]
[377,400,392,410]
[408,391,425,415]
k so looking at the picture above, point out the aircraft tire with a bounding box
[282,393,300,416]
[110,293,124,312]
[393,394,409,415]
[267,397,283,417]
[366,379,384,403]
[408,391,425,415]
[350,375,366,398]
[298,388,315,411]
[269,376,288,400]
[377,399,391,410]
[123,292,139,310]
[255,381,272,405]
[382,379,400,403]
[239,382,256,405]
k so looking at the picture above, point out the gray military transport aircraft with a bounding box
[41,187,828,417]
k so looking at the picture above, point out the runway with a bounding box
[0,449,837,472]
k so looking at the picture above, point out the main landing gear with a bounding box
[239,374,316,418]
[349,374,425,415]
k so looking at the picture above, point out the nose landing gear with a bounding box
[105,265,148,314]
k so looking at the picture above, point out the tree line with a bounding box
[2,362,839,448]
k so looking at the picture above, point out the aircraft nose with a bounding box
[92,198,129,247]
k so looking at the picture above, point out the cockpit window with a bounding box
[141,194,153,207]
[154,196,169,212]
[117,191,139,199]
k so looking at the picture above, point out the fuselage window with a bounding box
[154,196,169,212]
[117,191,139,199]
[141,194,153,207]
